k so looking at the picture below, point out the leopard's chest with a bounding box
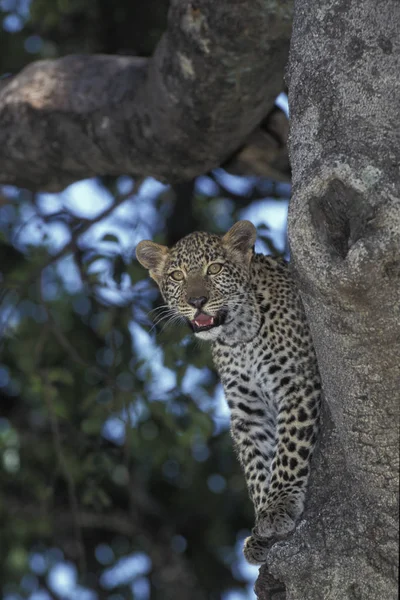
[210,267,299,394]
[212,329,268,386]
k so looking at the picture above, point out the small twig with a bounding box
[18,177,145,292]
[36,573,57,600]
[0,288,20,345]
[37,275,111,401]
[33,320,50,359]
[53,177,144,260]
[50,320,91,369]
[42,370,87,573]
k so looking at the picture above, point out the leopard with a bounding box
[136,220,321,564]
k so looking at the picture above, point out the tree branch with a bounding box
[0,0,293,192]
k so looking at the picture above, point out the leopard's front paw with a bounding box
[254,505,296,538]
[243,535,270,565]
[255,493,304,538]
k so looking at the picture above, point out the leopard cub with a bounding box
[136,221,321,564]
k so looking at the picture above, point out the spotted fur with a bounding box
[136,221,321,564]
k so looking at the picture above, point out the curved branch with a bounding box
[0,0,293,191]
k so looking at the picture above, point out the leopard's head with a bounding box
[136,221,261,343]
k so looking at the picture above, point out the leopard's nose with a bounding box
[187,296,208,309]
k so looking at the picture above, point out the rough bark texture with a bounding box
[1,0,398,597]
[256,0,399,598]
[0,0,292,191]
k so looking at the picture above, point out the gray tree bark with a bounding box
[0,0,292,191]
[1,0,398,597]
[256,0,399,598]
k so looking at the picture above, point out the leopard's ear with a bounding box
[136,240,169,284]
[222,221,256,261]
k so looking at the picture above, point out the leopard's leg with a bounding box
[243,534,271,565]
[254,373,321,539]
[226,387,276,564]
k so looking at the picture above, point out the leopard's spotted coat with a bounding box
[136,221,321,564]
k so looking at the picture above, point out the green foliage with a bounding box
[0,3,290,597]
[0,172,289,598]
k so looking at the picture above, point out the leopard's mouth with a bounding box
[189,309,227,333]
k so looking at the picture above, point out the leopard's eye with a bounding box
[207,263,223,275]
[170,270,185,282]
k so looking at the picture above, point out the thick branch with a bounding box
[0,0,292,191]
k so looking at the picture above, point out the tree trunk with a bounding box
[256,0,399,598]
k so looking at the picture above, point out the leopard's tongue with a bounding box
[192,313,214,328]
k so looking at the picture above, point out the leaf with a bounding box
[6,547,27,572]
[80,389,100,411]
[52,398,69,419]
[112,255,126,286]
[96,487,112,507]
[47,368,74,386]
[82,483,111,508]
[81,418,103,435]
[101,233,119,243]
